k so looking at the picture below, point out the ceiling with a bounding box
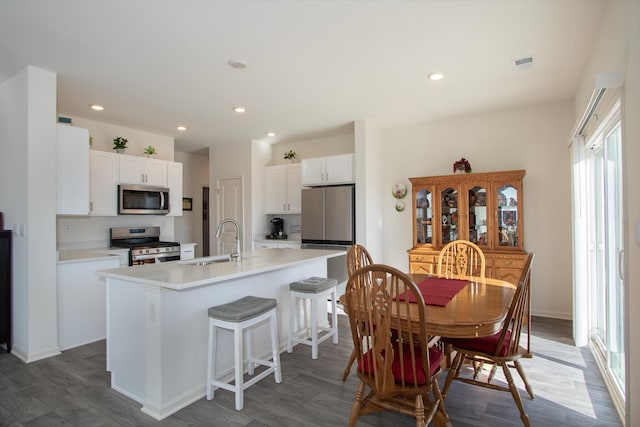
[0,1,607,153]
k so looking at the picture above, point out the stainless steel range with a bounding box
[110,226,181,266]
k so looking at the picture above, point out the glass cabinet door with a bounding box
[468,185,488,247]
[414,188,433,245]
[440,187,458,244]
[496,183,520,248]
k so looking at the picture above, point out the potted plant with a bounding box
[283,150,297,162]
[113,137,128,153]
[143,145,157,157]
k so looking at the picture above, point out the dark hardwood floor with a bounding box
[0,316,622,426]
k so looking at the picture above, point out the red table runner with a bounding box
[396,277,469,306]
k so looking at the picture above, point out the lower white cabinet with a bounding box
[57,257,120,350]
[254,240,301,250]
[180,243,196,260]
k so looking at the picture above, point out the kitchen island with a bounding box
[97,248,345,420]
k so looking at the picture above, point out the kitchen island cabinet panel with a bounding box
[100,248,343,420]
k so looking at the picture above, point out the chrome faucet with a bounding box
[215,218,241,262]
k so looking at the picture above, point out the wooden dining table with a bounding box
[410,273,516,338]
[340,273,517,339]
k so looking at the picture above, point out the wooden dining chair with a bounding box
[441,252,535,427]
[344,263,450,427]
[342,244,374,381]
[437,240,486,279]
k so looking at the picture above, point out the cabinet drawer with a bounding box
[493,268,522,286]
[409,263,434,275]
[492,257,525,269]
[409,254,438,264]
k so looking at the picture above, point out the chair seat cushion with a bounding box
[445,329,512,357]
[358,342,443,385]
[290,276,338,293]
[208,296,277,322]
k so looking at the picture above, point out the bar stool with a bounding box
[206,296,282,411]
[287,277,338,359]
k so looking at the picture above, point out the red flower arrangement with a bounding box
[453,157,472,173]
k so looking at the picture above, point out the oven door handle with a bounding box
[132,254,162,261]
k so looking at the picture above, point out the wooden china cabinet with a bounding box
[408,170,527,285]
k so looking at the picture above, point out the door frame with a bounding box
[215,176,245,255]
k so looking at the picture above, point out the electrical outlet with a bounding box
[64,223,71,232]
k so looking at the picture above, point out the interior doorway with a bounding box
[216,177,244,255]
[202,186,210,257]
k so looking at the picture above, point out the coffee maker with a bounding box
[268,217,286,239]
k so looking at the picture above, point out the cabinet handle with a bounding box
[619,249,624,281]
[287,203,290,211]
[283,203,286,211]
[90,201,93,212]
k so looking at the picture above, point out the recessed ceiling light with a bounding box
[228,59,247,69]
[90,104,104,111]
[266,132,276,137]
[233,106,246,113]
[176,126,187,131]
[427,72,445,81]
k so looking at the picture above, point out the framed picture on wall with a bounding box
[182,198,193,211]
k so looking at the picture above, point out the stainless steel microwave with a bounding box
[118,184,170,215]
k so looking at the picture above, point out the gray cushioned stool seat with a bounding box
[290,276,338,293]
[208,296,277,322]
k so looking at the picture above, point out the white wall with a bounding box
[354,120,384,261]
[378,101,574,320]
[174,150,209,257]
[0,66,60,361]
[574,1,640,424]
[268,131,354,166]
[66,116,175,161]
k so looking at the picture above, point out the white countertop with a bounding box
[57,248,129,264]
[97,248,345,291]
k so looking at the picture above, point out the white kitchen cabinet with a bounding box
[180,243,196,260]
[167,161,183,216]
[56,124,90,215]
[119,154,168,187]
[301,153,354,186]
[57,257,120,350]
[265,164,302,214]
[90,150,119,216]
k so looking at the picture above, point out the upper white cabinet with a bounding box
[90,150,119,216]
[301,153,354,186]
[167,161,183,216]
[119,155,168,187]
[265,164,302,214]
[56,125,90,215]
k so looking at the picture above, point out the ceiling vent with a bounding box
[512,56,533,70]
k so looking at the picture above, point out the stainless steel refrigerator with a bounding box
[301,184,355,248]
[301,184,355,295]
